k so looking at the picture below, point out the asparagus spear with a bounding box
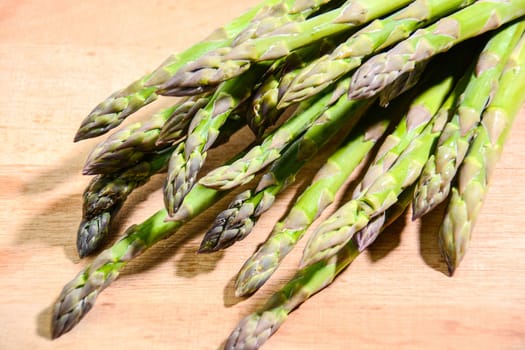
[301,70,469,268]
[227,187,414,350]
[200,43,455,192]
[198,77,352,190]
[227,0,337,49]
[77,150,172,257]
[163,64,267,216]
[82,104,179,175]
[235,105,392,297]
[198,95,372,252]
[439,32,525,275]
[279,0,475,107]
[160,0,414,93]
[348,0,525,100]
[412,21,525,218]
[51,139,256,338]
[73,0,282,141]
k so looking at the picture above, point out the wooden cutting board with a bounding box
[1,1,524,349]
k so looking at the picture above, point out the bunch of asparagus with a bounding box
[51,0,525,348]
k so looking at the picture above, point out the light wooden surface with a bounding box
[1,1,524,349]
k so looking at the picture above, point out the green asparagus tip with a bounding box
[76,215,110,258]
[74,119,115,142]
[51,288,93,339]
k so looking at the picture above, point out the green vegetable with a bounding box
[438,32,525,275]
[348,0,525,99]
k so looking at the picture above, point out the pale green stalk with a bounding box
[439,33,525,275]
[413,21,525,218]
[227,187,413,349]
[352,70,456,199]
[226,241,359,350]
[51,143,253,338]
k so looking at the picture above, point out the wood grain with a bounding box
[1,1,524,349]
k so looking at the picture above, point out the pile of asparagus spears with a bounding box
[51,0,525,348]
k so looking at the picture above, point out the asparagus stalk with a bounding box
[54,189,212,338]
[163,64,267,216]
[198,77,352,190]
[439,32,525,275]
[198,95,372,252]
[156,0,337,95]
[412,21,525,218]
[227,186,414,350]
[160,0,414,93]
[77,150,172,257]
[279,0,475,107]
[235,105,392,297]
[73,0,282,141]
[199,45,469,192]
[234,66,453,294]
[301,70,469,268]
[348,0,525,100]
